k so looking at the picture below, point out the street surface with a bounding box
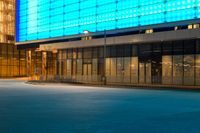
[0,79,200,133]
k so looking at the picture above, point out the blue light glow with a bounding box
[16,0,200,42]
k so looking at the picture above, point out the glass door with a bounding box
[152,57,162,84]
[139,60,152,84]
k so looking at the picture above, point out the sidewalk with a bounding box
[27,80,200,91]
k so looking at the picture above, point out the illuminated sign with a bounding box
[16,0,200,42]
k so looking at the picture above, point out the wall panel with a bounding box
[16,0,200,42]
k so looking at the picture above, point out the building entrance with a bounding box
[139,58,162,84]
[83,64,92,76]
[151,57,162,84]
[139,61,151,84]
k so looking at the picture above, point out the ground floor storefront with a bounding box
[26,39,200,86]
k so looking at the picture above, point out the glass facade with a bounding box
[16,0,200,87]
[0,0,26,78]
[26,50,57,80]
[49,39,200,86]
[0,0,15,43]
[0,44,26,77]
[16,0,200,42]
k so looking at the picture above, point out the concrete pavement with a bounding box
[0,79,200,133]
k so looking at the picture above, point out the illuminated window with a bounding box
[188,24,200,29]
[145,29,153,34]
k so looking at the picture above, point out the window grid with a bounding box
[17,0,200,42]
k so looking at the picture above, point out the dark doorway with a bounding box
[151,57,162,84]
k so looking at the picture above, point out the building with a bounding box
[16,0,200,86]
[0,0,26,77]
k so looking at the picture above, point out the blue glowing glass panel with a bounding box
[16,0,200,42]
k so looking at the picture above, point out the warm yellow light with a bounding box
[83,30,89,34]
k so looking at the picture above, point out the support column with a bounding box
[42,51,47,80]
[26,50,32,78]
